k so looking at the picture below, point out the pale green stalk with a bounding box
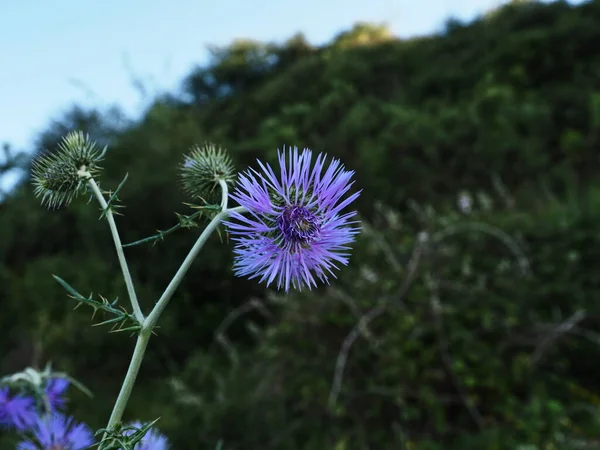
[87,177,144,323]
[104,327,151,436]
[144,180,229,330]
[104,180,246,436]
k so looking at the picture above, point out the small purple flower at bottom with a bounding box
[16,413,94,450]
[224,147,361,291]
[0,387,37,431]
[125,421,169,450]
[44,377,69,412]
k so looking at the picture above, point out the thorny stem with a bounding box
[103,181,246,439]
[144,180,230,331]
[104,328,151,436]
[121,210,207,248]
[122,180,230,249]
[87,177,145,324]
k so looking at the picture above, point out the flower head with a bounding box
[0,386,37,431]
[44,377,69,412]
[16,413,94,450]
[180,143,235,204]
[224,147,361,291]
[31,131,104,209]
[124,421,169,450]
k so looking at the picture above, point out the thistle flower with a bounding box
[16,413,94,450]
[180,143,235,205]
[224,147,361,291]
[44,377,69,412]
[124,421,169,450]
[31,131,104,209]
[0,387,36,431]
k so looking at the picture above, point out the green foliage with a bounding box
[170,199,600,449]
[2,0,600,448]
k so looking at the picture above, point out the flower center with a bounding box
[277,205,320,246]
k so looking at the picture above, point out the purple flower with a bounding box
[0,387,37,431]
[16,413,94,450]
[224,147,361,291]
[125,421,169,450]
[44,377,69,412]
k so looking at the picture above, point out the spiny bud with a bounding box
[179,143,235,204]
[31,131,104,209]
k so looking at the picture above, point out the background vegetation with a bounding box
[2,0,600,448]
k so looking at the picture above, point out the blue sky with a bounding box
[0,0,583,154]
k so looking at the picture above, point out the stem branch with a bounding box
[144,180,229,331]
[88,178,144,323]
[104,329,151,432]
[102,182,246,436]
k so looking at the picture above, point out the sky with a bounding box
[0,0,584,163]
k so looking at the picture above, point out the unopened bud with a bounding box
[31,131,104,209]
[179,143,235,204]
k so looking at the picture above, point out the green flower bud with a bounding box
[31,131,104,209]
[179,143,235,204]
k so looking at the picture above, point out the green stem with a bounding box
[219,179,229,211]
[104,328,151,432]
[102,183,245,435]
[144,211,225,330]
[88,178,144,323]
[144,180,230,331]
[122,210,207,248]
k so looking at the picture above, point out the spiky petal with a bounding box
[44,377,69,412]
[16,413,94,450]
[224,147,361,291]
[0,387,36,431]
